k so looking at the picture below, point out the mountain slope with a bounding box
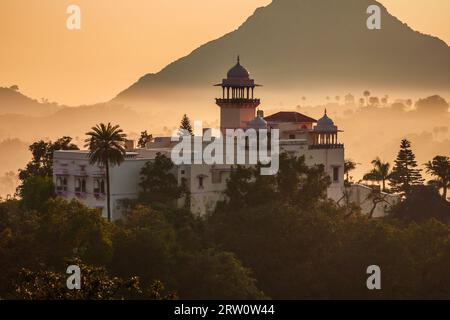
[115,0,450,104]
[0,87,62,117]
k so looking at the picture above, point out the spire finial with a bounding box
[324,108,327,115]
[237,55,240,64]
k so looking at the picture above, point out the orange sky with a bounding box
[0,0,449,106]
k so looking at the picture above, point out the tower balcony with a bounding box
[216,98,260,108]
[309,143,344,150]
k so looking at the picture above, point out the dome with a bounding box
[227,56,250,79]
[314,109,337,132]
[317,113,334,126]
[248,115,267,129]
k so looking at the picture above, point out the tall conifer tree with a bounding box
[389,139,424,194]
[179,114,193,136]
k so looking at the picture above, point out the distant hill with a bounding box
[0,103,159,142]
[115,0,450,106]
[0,87,62,117]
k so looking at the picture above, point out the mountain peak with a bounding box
[115,0,450,102]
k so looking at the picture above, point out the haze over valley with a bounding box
[1,0,449,198]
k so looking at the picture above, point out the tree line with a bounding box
[345,139,449,199]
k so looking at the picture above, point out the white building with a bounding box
[53,58,364,219]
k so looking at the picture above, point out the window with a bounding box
[180,169,185,175]
[75,178,86,193]
[56,176,68,192]
[94,178,105,194]
[333,167,339,182]
[289,134,295,140]
[198,176,204,189]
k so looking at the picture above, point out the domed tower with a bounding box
[215,56,261,131]
[311,109,342,147]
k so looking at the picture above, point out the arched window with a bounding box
[75,178,81,190]
[56,176,68,192]
[75,178,87,193]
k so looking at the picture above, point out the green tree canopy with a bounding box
[389,139,424,194]
[0,199,113,298]
[179,114,193,136]
[391,185,450,224]
[425,155,450,199]
[219,154,330,211]
[138,153,185,206]
[137,130,153,148]
[15,262,140,300]
[17,176,54,211]
[111,204,265,299]
[18,136,79,181]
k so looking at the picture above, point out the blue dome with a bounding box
[227,56,250,79]
[317,113,334,126]
[314,109,337,132]
[248,116,267,129]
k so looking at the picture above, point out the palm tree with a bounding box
[363,90,370,106]
[425,155,450,199]
[85,123,127,221]
[363,157,391,192]
[344,159,357,183]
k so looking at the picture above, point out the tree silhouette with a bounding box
[138,153,184,206]
[415,95,449,114]
[369,96,380,107]
[344,159,357,183]
[138,130,153,148]
[85,123,127,221]
[18,136,79,182]
[425,155,450,199]
[179,114,193,135]
[363,157,391,192]
[363,90,370,106]
[389,139,424,194]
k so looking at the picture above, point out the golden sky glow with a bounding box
[0,0,449,105]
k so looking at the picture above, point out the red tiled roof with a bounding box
[264,112,317,123]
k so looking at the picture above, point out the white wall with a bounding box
[347,184,401,218]
[53,150,149,220]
